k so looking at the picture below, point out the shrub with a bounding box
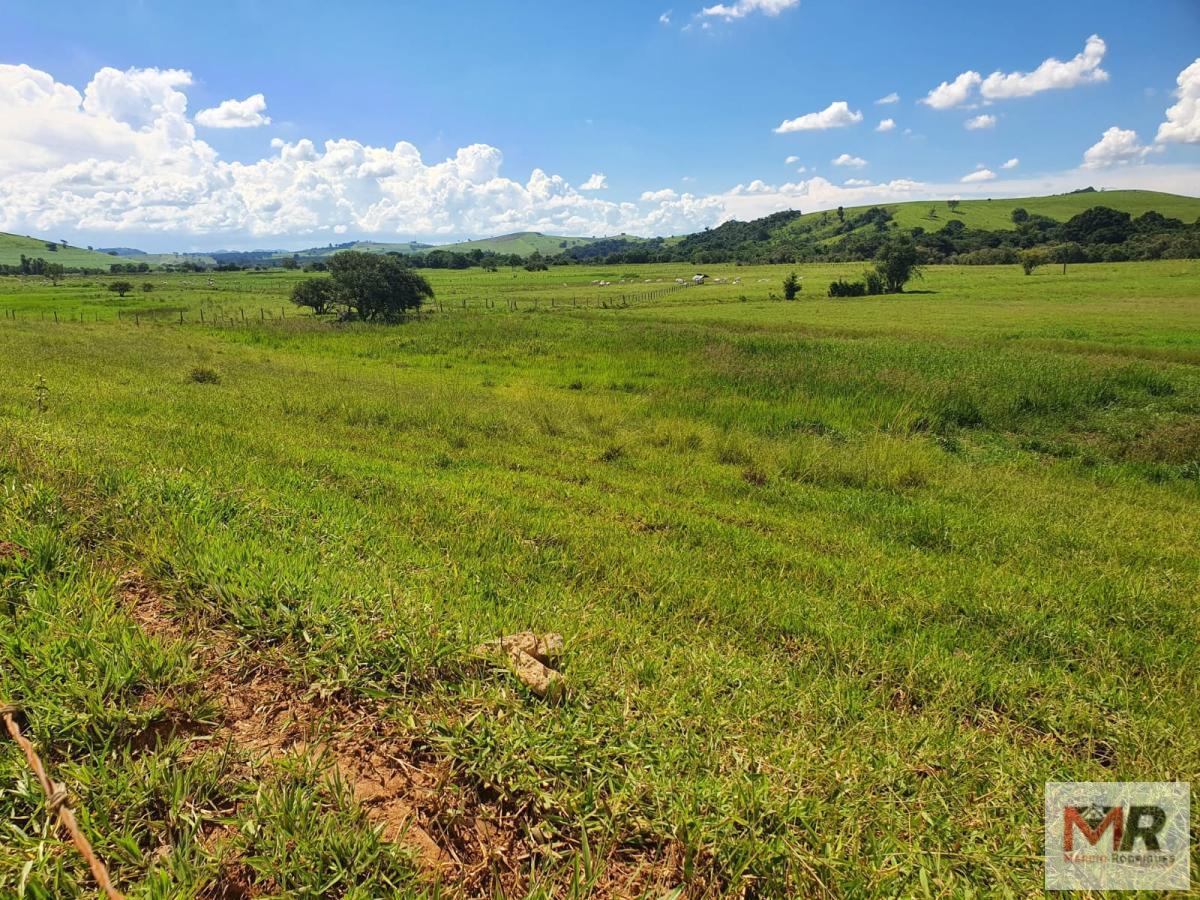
[1019,249,1046,276]
[829,279,867,298]
[863,271,886,296]
[142,282,154,293]
[109,281,134,297]
[782,271,800,300]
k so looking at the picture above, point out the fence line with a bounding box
[0,282,716,328]
[1,704,125,899]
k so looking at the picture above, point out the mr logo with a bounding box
[1063,804,1167,853]
[1045,782,1190,890]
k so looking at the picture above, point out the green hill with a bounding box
[435,232,603,256]
[0,233,126,269]
[777,190,1200,243]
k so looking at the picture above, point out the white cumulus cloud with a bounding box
[876,118,895,132]
[579,173,608,190]
[195,93,271,128]
[1082,126,1152,169]
[924,36,1109,111]
[961,167,996,183]
[659,9,672,24]
[921,71,982,110]
[0,63,732,245]
[1001,157,1019,169]
[843,178,872,187]
[774,100,862,133]
[784,154,800,164]
[981,35,1108,100]
[700,0,799,20]
[965,114,996,130]
[640,188,679,202]
[875,92,899,105]
[1156,58,1200,144]
[832,153,867,168]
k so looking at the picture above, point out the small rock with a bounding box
[475,632,565,700]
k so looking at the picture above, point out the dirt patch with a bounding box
[118,571,602,894]
[0,540,29,561]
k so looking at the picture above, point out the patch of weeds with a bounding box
[936,391,983,428]
[598,444,624,463]
[188,366,221,385]
[742,467,767,486]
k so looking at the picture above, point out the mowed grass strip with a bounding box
[1,261,1198,896]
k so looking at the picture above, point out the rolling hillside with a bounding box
[775,190,1200,243]
[0,233,124,269]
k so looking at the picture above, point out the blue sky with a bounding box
[2,0,1198,250]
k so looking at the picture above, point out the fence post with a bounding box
[53,310,58,324]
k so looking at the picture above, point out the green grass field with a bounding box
[1,260,1198,896]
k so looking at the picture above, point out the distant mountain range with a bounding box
[2,190,1198,271]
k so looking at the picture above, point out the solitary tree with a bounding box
[290,277,335,314]
[1052,242,1084,275]
[1011,207,1030,224]
[782,271,801,300]
[874,237,922,293]
[45,262,64,286]
[142,282,154,293]
[947,199,961,212]
[836,206,845,223]
[109,280,133,297]
[325,251,434,320]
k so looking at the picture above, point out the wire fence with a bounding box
[1,703,125,899]
[0,282,698,328]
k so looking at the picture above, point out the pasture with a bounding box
[1,260,1198,896]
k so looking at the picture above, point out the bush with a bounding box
[109,281,134,297]
[863,271,885,295]
[141,282,154,293]
[782,271,801,300]
[829,279,867,298]
[1019,249,1046,275]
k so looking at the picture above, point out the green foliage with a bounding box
[782,271,800,300]
[828,278,866,297]
[324,251,434,320]
[290,277,335,315]
[874,236,922,293]
[1020,249,1046,275]
[108,280,133,297]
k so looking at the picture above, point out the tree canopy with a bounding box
[313,251,435,320]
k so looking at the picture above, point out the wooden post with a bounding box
[53,310,58,323]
